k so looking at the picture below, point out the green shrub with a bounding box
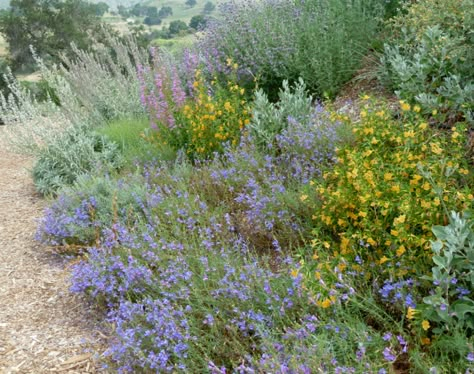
[32,125,123,196]
[202,0,385,98]
[380,0,474,125]
[301,99,472,301]
[248,78,313,149]
[0,32,152,154]
[96,117,164,167]
[421,211,474,333]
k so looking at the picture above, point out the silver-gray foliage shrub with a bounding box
[0,31,151,153]
[32,125,123,196]
[422,211,474,333]
[248,78,313,149]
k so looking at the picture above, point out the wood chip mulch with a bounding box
[0,129,110,373]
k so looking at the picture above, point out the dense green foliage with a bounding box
[202,0,385,98]
[1,0,473,372]
[0,0,105,71]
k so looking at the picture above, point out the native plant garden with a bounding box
[1,0,473,372]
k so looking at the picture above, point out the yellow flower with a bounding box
[367,237,377,246]
[391,185,400,193]
[406,307,417,319]
[419,122,428,130]
[384,173,393,181]
[404,130,415,138]
[413,105,421,113]
[300,194,308,202]
[420,200,431,208]
[226,58,233,66]
[362,94,370,100]
[321,299,331,309]
[290,269,298,278]
[422,320,430,331]
[379,256,389,264]
[394,215,406,225]
[396,245,406,257]
[431,143,443,155]
[421,337,431,345]
[400,100,411,111]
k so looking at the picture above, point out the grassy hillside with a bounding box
[142,0,219,26]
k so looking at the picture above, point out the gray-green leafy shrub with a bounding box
[0,32,152,153]
[0,67,65,154]
[380,0,474,125]
[422,211,474,333]
[39,32,150,127]
[32,125,123,196]
[249,78,313,149]
[381,27,474,124]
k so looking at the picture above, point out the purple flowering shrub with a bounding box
[36,111,408,371]
[37,173,148,247]
[200,0,384,97]
[68,204,318,371]
[68,203,396,372]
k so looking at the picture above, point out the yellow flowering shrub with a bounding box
[303,99,472,291]
[387,0,470,41]
[148,68,251,160]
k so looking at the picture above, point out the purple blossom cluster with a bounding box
[206,106,340,247]
[198,0,382,96]
[106,298,193,372]
[137,48,188,130]
[36,194,99,246]
[378,278,418,309]
[199,0,297,84]
[275,105,340,183]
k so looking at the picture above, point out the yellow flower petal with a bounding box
[406,307,416,320]
[422,320,430,331]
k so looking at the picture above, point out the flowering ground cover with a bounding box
[1,0,473,372]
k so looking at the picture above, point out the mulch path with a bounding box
[0,130,109,373]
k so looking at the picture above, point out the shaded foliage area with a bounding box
[0,0,107,71]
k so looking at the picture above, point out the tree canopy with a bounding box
[0,0,104,71]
